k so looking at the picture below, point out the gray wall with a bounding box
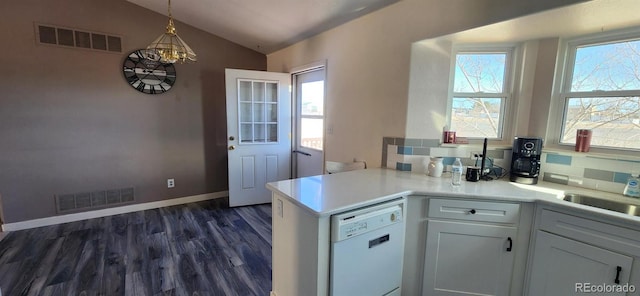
[0,0,266,223]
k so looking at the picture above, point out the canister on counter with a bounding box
[575,129,592,152]
[443,131,456,144]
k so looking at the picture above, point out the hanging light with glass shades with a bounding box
[145,0,197,63]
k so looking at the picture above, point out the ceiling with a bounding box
[438,0,640,44]
[126,0,399,54]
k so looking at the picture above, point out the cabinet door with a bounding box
[422,220,517,296]
[528,231,633,296]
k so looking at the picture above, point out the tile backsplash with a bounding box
[381,137,510,177]
[382,137,640,195]
[540,151,640,194]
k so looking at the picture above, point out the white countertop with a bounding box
[266,168,640,225]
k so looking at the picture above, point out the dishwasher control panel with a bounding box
[331,201,404,242]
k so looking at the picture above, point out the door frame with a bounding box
[291,60,327,178]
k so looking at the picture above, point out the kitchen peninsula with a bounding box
[267,168,640,296]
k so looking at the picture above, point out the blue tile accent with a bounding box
[442,157,455,166]
[614,172,632,184]
[546,154,572,166]
[396,162,412,171]
[397,146,413,155]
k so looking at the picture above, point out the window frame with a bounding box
[447,44,517,141]
[551,27,640,153]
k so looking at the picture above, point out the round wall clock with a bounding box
[123,49,176,94]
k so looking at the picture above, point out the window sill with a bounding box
[440,143,512,150]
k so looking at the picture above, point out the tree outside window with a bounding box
[561,37,640,150]
[450,50,512,139]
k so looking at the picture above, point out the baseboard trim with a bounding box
[1,191,229,232]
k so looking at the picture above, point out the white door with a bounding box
[293,67,325,177]
[528,231,633,296]
[225,69,291,207]
[422,220,517,296]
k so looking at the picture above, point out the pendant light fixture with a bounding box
[145,0,197,64]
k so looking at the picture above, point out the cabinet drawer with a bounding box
[539,209,640,256]
[428,198,520,224]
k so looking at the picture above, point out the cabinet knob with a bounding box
[469,209,476,214]
[228,145,236,150]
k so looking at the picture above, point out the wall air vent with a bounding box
[55,187,135,213]
[35,23,122,53]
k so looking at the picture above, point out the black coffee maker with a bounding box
[510,137,543,185]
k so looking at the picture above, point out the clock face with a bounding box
[123,49,176,94]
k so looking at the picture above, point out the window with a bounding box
[299,80,324,150]
[560,33,640,150]
[449,47,513,139]
[295,69,325,151]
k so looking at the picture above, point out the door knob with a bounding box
[228,145,236,150]
[229,136,235,141]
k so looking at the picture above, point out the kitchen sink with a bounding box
[563,193,640,217]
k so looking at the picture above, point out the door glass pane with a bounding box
[253,82,265,102]
[266,83,278,102]
[239,80,251,101]
[301,118,323,150]
[254,103,265,123]
[267,103,277,122]
[255,124,266,142]
[238,79,278,144]
[240,102,252,122]
[450,97,502,138]
[267,124,277,142]
[301,81,324,116]
[240,123,253,143]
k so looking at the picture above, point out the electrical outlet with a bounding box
[277,199,283,217]
[167,178,175,188]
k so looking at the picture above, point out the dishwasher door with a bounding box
[330,199,405,296]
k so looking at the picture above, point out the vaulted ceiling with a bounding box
[127,0,399,54]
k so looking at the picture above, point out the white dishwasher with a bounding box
[330,198,406,296]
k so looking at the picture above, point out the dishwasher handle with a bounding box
[369,234,390,248]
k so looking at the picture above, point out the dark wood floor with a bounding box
[0,198,273,296]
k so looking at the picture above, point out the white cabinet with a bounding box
[528,231,632,296]
[526,208,640,296]
[423,220,517,295]
[422,198,525,296]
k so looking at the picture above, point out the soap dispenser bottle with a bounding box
[623,173,640,198]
